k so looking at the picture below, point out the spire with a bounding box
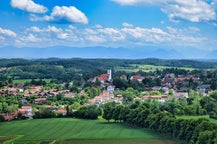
[107,69,112,82]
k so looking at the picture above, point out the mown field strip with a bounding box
[0,118,178,144]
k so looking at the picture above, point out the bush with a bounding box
[74,105,100,120]
[0,115,4,122]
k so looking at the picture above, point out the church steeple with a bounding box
[107,69,112,82]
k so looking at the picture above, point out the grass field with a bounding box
[116,64,195,72]
[0,118,178,144]
[13,79,51,84]
[176,115,217,124]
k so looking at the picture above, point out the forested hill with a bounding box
[0,58,217,69]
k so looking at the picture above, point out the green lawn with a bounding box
[0,118,178,144]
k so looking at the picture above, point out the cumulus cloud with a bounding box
[0,27,16,37]
[26,25,71,41]
[162,0,216,22]
[166,26,205,43]
[23,23,205,48]
[11,0,48,13]
[31,6,88,24]
[25,34,41,42]
[112,0,217,22]
[122,27,171,43]
[122,22,134,27]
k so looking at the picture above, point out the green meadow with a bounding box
[116,64,195,72]
[13,79,51,84]
[0,118,178,144]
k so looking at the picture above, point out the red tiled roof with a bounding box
[96,74,109,81]
[2,113,17,121]
[34,98,46,102]
[131,75,142,80]
[18,109,28,115]
[21,106,32,109]
[56,109,67,114]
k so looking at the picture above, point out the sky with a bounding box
[0,0,217,58]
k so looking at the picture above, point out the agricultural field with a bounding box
[116,64,195,72]
[0,118,178,144]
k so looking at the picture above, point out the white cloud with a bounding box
[13,23,207,48]
[0,27,16,37]
[122,27,171,43]
[26,25,71,40]
[95,24,103,29]
[112,0,217,22]
[98,28,126,41]
[26,34,41,42]
[0,36,5,40]
[85,35,106,43]
[46,25,62,33]
[11,0,48,13]
[162,0,216,22]
[57,33,69,39]
[112,0,165,5]
[26,26,42,32]
[31,6,88,24]
[166,26,206,43]
[122,22,134,27]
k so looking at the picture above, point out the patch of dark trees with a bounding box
[102,102,217,144]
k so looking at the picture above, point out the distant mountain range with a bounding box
[0,46,216,59]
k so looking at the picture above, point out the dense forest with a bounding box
[1,58,217,81]
[1,58,217,69]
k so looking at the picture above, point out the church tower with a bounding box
[107,69,112,82]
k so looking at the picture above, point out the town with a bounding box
[1,59,217,144]
[0,65,216,121]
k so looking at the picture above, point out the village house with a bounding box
[142,95,168,102]
[130,74,144,83]
[18,106,34,119]
[56,109,67,116]
[21,97,28,104]
[34,98,46,103]
[107,85,115,93]
[112,94,123,104]
[64,92,75,98]
[2,113,17,121]
[91,90,114,105]
[174,92,189,98]
[197,84,211,95]
[0,67,7,71]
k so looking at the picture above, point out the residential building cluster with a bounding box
[0,69,213,121]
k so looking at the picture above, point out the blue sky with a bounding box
[0,0,217,57]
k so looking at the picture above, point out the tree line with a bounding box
[102,101,217,144]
